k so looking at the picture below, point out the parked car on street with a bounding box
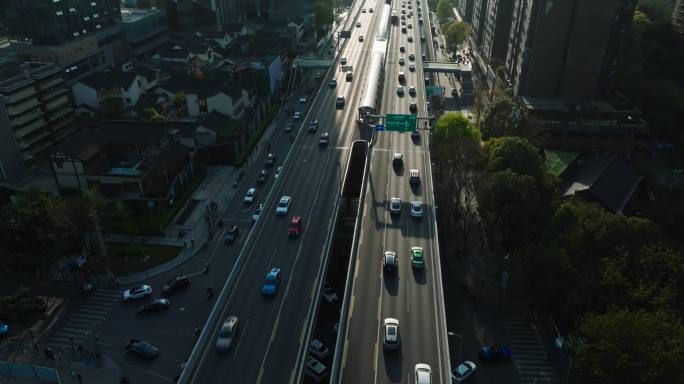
[125,339,159,359]
[451,361,477,382]
[162,275,191,294]
[122,285,152,301]
[478,344,512,362]
[138,298,170,315]
[308,339,330,358]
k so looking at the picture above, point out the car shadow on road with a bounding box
[382,348,404,382]
[412,268,427,285]
[384,276,399,297]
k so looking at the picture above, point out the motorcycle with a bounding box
[206,287,215,299]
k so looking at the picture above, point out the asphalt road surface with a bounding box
[340,0,450,382]
[184,1,383,382]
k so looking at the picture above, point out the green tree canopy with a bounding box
[436,0,454,23]
[0,190,80,274]
[511,199,682,326]
[485,170,540,249]
[572,308,684,384]
[442,21,470,52]
[479,96,536,139]
[485,136,544,180]
[311,2,335,30]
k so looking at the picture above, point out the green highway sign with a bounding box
[385,114,417,132]
[426,86,443,97]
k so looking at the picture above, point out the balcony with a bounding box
[19,129,51,152]
[37,77,65,91]
[10,109,44,128]
[5,87,37,104]
[47,106,73,122]
[24,136,55,160]
[5,97,40,117]
[45,95,70,111]
[14,118,47,139]
[41,87,68,103]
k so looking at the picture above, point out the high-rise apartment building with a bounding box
[0,0,121,45]
[674,0,684,33]
[471,0,490,45]
[0,0,125,79]
[458,0,476,24]
[506,0,637,101]
[0,62,77,182]
[166,0,240,29]
[481,0,514,63]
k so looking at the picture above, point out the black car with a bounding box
[125,339,159,359]
[478,344,512,362]
[265,153,276,166]
[162,275,191,294]
[257,169,269,184]
[138,298,170,315]
[224,225,239,244]
[383,251,398,275]
[411,130,420,140]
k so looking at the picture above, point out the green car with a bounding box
[410,246,425,269]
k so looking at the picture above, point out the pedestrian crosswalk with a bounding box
[501,316,558,384]
[47,288,120,351]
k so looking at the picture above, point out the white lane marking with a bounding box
[406,279,410,313]
[233,318,250,357]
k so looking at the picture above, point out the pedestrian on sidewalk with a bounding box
[190,238,195,247]
[77,373,83,383]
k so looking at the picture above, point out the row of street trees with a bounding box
[0,189,123,276]
[433,97,684,381]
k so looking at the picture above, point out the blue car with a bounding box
[478,344,511,362]
[0,321,8,336]
[261,268,281,295]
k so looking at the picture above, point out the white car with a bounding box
[411,201,423,218]
[299,97,307,104]
[293,111,301,120]
[305,356,328,381]
[276,196,291,215]
[122,285,152,301]
[275,166,283,179]
[308,339,330,358]
[409,169,420,184]
[252,203,263,222]
[415,363,432,384]
[389,197,401,215]
[244,188,256,204]
[451,361,476,382]
[383,318,400,349]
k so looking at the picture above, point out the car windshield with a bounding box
[279,201,287,207]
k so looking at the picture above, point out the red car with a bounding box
[288,216,302,236]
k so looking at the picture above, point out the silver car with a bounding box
[383,318,400,349]
[215,316,238,352]
[390,197,401,215]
